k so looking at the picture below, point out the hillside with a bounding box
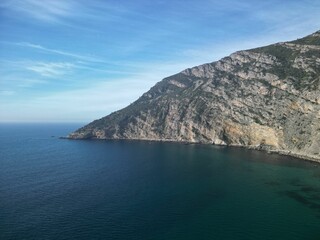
[68,31,320,161]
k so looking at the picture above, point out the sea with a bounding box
[1,123,320,240]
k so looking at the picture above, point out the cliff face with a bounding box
[69,31,320,161]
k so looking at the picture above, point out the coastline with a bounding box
[233,144,320,164]
[64,136,320,165]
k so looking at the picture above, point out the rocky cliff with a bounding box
[68,31,320,161]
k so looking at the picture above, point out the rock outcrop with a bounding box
[68,31,320,161]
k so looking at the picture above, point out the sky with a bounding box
[0,0,320,123]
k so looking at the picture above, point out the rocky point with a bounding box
[68,31,320,162]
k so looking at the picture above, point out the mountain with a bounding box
[68,31,320,161]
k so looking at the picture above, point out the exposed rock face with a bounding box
[69,31,320,161]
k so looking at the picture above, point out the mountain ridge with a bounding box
[68,31,320,162]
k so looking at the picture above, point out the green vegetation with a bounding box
[292,32,320,45]
[252,44,297,62]
[251,44,319,91]
[303,49,320,58]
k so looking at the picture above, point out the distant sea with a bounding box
[1,123,320,240]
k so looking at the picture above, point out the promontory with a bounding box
[68,31,320,162]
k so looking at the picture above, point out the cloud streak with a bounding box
[0,0,75,22]
[0,0,319,122]
[0,77,154,122]
[15,42,106,63]
[26,62,74,77]
[0,90,15,96]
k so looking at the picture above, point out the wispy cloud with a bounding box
[17,78,47,88]
[15,42,105,63]
[0,61,193,122]
[0,59,75,82]
[0,0,75,22]
[26,62,74,77]
[0,90,15,96]
[0,77,153,122]
[1,0,319,122]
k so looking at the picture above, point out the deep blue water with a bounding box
[1,123,320,240]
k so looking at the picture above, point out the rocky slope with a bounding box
[68,31,320,161]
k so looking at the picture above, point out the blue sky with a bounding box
[0,0,319,122]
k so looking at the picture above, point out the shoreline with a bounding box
[63,136,320,165]
[231,144,320,164]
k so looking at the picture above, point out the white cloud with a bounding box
[15,42,106,63]
[0,77,155,122]
[0,58,194,122]
[0,90,15,96]
[1,0,319,123]
[17,78,47,88]
[26,62,74,77]
[0,0,76,22]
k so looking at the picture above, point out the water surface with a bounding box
[1,123,320,239]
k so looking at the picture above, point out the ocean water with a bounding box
[0,123,320,240]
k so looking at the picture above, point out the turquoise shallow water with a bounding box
[0,123,320,240]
